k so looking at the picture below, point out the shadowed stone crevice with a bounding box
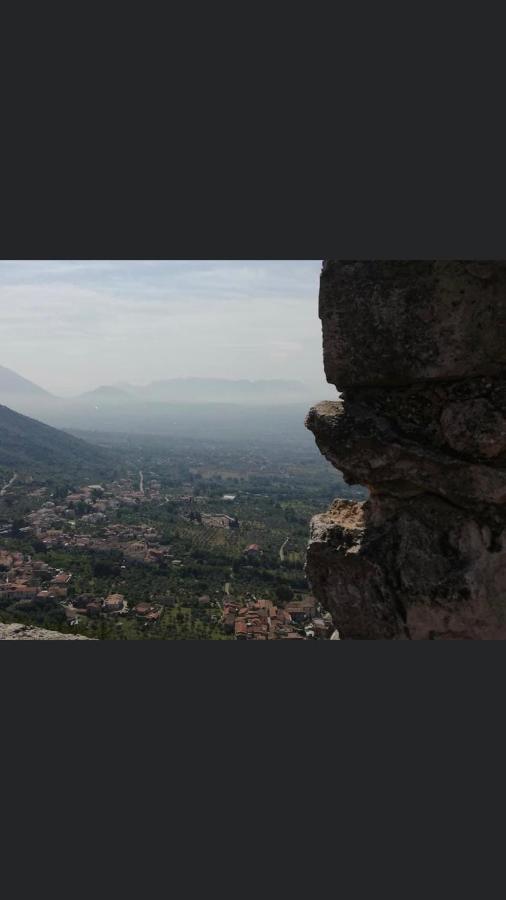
[305,260,506,640]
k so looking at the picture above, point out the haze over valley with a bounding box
[0,364,337,440]
[0,260,354,641]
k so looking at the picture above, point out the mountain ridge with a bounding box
[0,365,316,404]
[0,403,114,479]
[0,364,55,399]
[0,365,337,439]
[78,376,314,404]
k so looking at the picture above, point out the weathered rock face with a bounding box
[0,623,91,640]
[306,261,506,639]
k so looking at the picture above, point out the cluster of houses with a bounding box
[19,478,245,557]
[0,548,73,607]
[70,592,128,620]
[68,593,162,625]
[14,480,179,564]
[1,474,334,639]
[24,477,168,538]
[101,524,175,565]
[9,478,273,573]
[221,595,333,640]
[0,544,164,628]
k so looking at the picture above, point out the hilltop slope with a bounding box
[0,403,114,479]
[0,364,55,400]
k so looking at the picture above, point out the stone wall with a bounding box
[306,261,506,639]
[0,623,91,640]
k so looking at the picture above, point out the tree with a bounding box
[275,585,294,605]
[11,518,26,537]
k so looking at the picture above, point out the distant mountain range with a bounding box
[0,366,322,404]
[76,377,318,406]
[0,365,336,440]
[0,403,114,479]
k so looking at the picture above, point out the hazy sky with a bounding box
[0,260,328,396]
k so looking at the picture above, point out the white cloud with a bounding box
[0,260,325,394]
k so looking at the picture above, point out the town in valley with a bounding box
[0,432,365,640]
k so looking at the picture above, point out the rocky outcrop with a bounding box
[306,261,506,640]
[0,623,91,640]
